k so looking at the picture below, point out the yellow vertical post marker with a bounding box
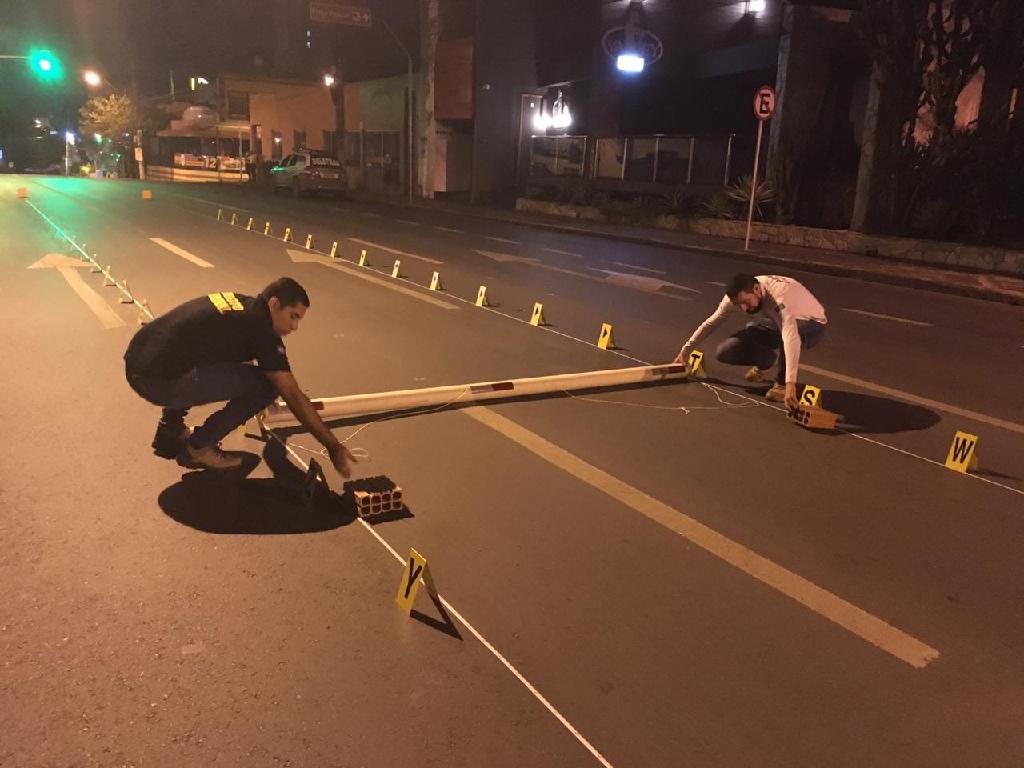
[391,259,401,278]
[141,189,152,200]
[944,431,979,474]
[283,227,292,243]
[428,271,443,291]
[395,548,439,615]
[230,212,238,225]
[358,249,368,266]
[475,285,490,307]
[245,216,254,231]
[216,208,223,221]
[263,221,271,236]
[597,322,616,350]
[800,385,821,407]
[687,350,707,379]
[329,241,338,258]
[304,233,313,249]
[530,302,546,326]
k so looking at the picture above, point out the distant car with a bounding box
[271,150,345,198]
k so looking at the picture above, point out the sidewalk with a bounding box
[347,190,1024,306]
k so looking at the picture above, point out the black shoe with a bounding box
[152,421,191,459]
[176,442,243,471]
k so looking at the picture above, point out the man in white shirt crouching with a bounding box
[673,273,828,410]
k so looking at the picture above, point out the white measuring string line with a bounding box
[256,417,616,768]
[560,382,757,414]
[213,209,1021,497]
[24,199,155,320]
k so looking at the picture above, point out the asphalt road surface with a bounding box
[3,175,1023,768]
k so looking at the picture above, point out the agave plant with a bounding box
[704,174,776,220]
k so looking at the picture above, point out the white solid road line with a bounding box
[266,432,615,768]
[708,281,727,287]
[465,406,940,669]
[542,247,583,257]
[348,237,443,265]
[150,237,214,268]
[803,364,1024,435]
[434,225,464,233]
[486,235,521,245]
[842,308,932,327]
[286,248,457,310]
[395,219,420,225]
[612,261,667,275]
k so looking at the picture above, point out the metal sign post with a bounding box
[744,85,776,251]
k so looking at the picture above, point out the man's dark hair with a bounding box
[725,273,758,300]
[261,277,310,308]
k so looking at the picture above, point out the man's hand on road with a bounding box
[784,382,799,411]
[327,441,357,478]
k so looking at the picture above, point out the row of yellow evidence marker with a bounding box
[216,208,623,346]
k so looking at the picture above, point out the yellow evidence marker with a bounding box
[245,216,254,230]
[597,322,616,350]
[395,548,439,615]
[283,226,292,242]
[428,271,443,291]
[329,241,338,258]
[944,431,979,474]
[686,349,707,379]
[263,221,272,236]
[358,249,369,266]
[230,212,238,225]
[141,189,153,200]
[475,285,490,307]
[391,259,402,278]
[800,384,821,407]
[304,233,313,249]
[530,302,546,326]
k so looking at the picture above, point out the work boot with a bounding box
[176,442,242,471]
[744,366,772,383]
[765,383,787,402]
[152,421,192,459]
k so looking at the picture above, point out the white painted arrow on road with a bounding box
[597,269,702,294]
[474,249,540,264]
[28,253,125,329]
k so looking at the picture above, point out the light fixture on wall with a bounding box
[746,0,767,15]
[603,1,663,76]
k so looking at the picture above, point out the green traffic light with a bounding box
[28,49,63,82]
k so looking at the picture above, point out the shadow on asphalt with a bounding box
[158,447,357,534]
[817,389,941,434]
[411,591,463,640]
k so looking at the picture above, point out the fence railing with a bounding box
[530,133,734,187]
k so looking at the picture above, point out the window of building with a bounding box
[227,91,250,121]
[293,130,306,151]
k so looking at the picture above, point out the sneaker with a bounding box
[765,383,787,402]
[744,366,771,383]
[152,421,192,459]
[176,442,242,471]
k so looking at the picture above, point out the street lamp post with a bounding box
[378,17,414,206]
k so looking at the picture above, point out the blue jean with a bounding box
[715,319,826,384]
[127,362,277,448]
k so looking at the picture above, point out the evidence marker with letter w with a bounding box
[395,548,439,615]
[944,430,979,474]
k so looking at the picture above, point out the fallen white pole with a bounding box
[262,364,689,427]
